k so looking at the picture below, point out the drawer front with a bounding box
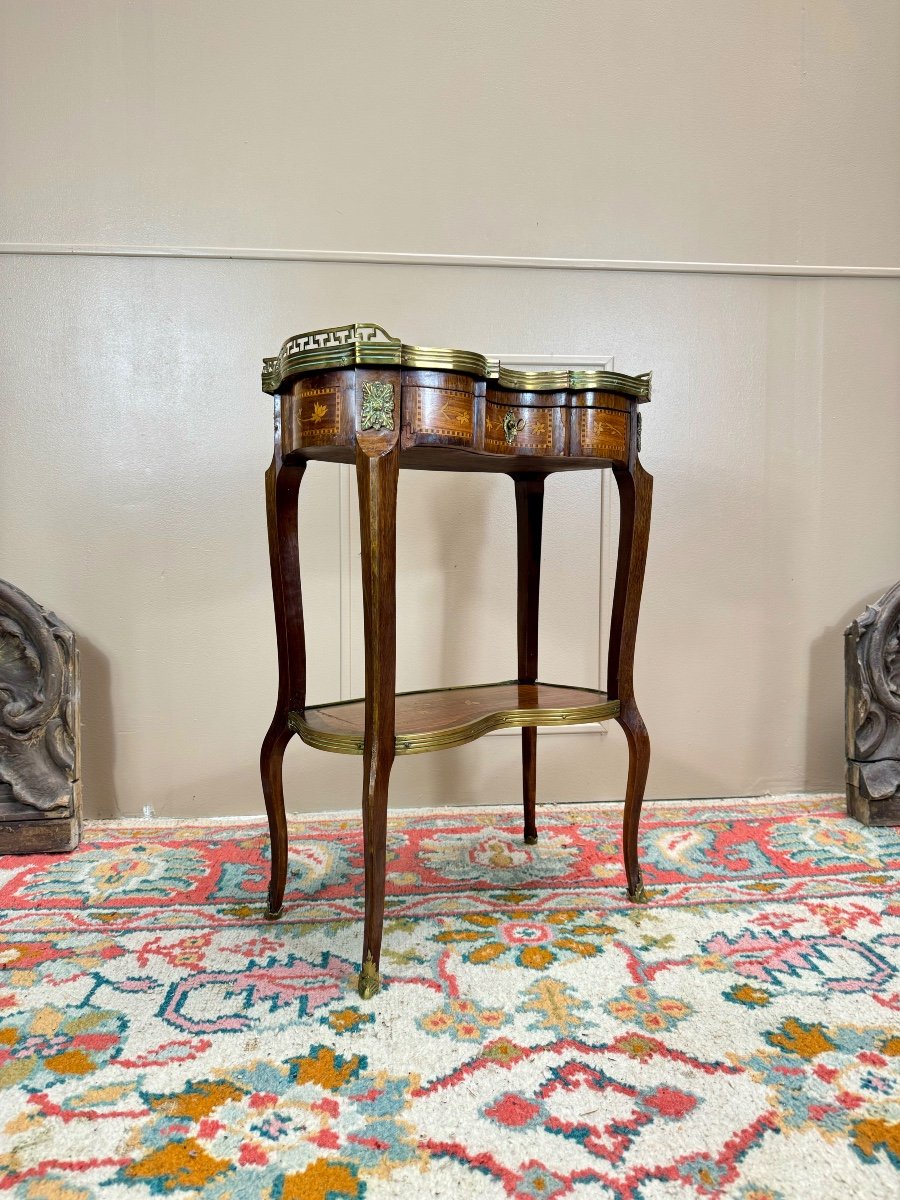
[281,369,352,454]
[573,409,629,462]
[484,403,555,454]
[406,385,475,445]
[296,382,342,445]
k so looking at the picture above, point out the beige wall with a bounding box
[1,1,898,818]
[3,0,899,268]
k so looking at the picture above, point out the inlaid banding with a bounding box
[410,387,475,440]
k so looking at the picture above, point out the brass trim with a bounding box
[627,870,649,904]
[288,680,620,756]
[494,366,651,397]
[357,951,381,1000]
[402,344,491,378]
[360,380,395,431]
[263,322,402,392]
[503,412,525,444]
[263,322,651,400]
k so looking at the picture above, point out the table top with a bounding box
[264,323,651,473]
[262,322,651,400]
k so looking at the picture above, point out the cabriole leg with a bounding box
[261,722,292,919]
[514,473,546,845]
[608,459,653,903]
[618,699,651,902]
[356,438,399,998]
[260,450,307,920]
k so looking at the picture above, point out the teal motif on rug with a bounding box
[0,796,898,1196]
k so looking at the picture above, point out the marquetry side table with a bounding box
[259,323,653,999]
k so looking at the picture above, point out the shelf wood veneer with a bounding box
[290,681,620,756]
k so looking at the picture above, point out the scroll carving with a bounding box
[0,579,81,851]
[845,580,900,825]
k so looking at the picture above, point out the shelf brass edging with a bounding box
[262,322,651,400]
[287,687,621,757]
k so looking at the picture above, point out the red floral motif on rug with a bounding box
[0,796,898,1197]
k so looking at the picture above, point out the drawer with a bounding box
[280,369,354,455]
[277,362,638,466]
[266,324,650,468]
[484,392,566,456]
[296,382,342,444]
[570,408,629,463]
[403,372,477,446]
[485,404,553,454]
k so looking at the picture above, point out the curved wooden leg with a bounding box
[260,450,307,920]
[609,459,653,903]
[514,474,545,845]
[356,435,399,999]
[261,720,292,918]
[617,698,651,902]
[521,728,538,844]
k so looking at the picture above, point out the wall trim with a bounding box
[1,242,898,279]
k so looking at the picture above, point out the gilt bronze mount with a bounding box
[360,380,394,431]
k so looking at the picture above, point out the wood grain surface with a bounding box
[294,681,618,754]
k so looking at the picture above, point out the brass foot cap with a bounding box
[524,834,538,845]
[357,951,381,1000]
[264,904,283,921]
[357,973,381,1001]
[627,884,648,905]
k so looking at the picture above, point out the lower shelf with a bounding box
[289,681,620,756]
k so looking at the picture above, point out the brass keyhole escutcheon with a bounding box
[503,412,526,444]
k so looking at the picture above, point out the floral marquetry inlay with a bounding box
[484,405,552,452]
[413,389,474,440]
[580,410,628,460]
[298,384,341,445]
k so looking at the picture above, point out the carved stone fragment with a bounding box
[0,579,81,852]
[845,580,900,826]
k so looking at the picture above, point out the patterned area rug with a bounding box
[1,796,899,1198]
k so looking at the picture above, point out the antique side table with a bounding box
[259,323,653,999]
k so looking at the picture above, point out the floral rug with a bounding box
[1,795,899,1199]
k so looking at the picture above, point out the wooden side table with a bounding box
[259,323,653,999]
